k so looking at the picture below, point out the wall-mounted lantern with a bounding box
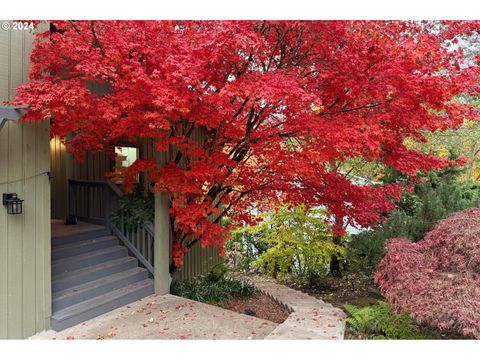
[2,193,24,215]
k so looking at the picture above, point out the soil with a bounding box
[280,272,383,308]
[221,290,290,324]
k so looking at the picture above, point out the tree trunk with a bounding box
[329,251,341,276]
[330,216,343,276]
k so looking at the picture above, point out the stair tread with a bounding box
[53,256,137,282]
[51,227,110,245]
[51,279,154,320]
[52,245,125,266]
[52,235,117,252]
[53,267,148,300]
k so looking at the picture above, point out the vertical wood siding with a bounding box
[56,138,157,182]
[70,151,113,181]
[0,22,51,339]
[50,136,67,219]
[175,127,222,280]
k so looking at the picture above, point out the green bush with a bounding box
[204,262,228,284]
[344,301,434,339]
[230,205,342,280]
[226,221,270,272]
[170,264,254,305]
[346,170,480,273]
[111,183,154,231]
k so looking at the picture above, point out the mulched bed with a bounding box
[221,290,290,324]
[281,272,382,307]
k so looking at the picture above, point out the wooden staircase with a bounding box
[50,226,154,331]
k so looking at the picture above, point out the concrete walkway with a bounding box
[30,294,277,340]
[31,277,346,340]
[246,275,346,340]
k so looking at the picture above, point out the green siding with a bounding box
[177,241,222,281]
[50,136,68,219]
[0,21,51,339]
[174,127,222,280]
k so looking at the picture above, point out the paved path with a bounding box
[30,294,277,340]
[247,275,346,340]
[31,277,346,340]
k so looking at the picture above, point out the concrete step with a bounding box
[52,227,110,246]
[50,279,154,331]
[52,246,129,276]
[52,257,138,292]
[52,235,118,261]
[53,267,149,312]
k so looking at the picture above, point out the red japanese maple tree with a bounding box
[15,21,480,267]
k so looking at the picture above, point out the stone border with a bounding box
[244,275,346,339]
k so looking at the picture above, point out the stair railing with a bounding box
[68,179,155,275]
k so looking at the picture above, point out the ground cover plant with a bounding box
[171,263,254,305]
[344,301,437,339]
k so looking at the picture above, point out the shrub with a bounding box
[111,183,154,230]
[226,205,342,280]
[347,170,480,273]
[344,301,434,339]
[171,264,254,304]
[250,205,343,279]
[204,262,228,284]
[375,208,480,339]
[225,223,270,272]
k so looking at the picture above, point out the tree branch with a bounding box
[90,21,105,56]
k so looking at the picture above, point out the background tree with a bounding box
[347,168,480,273]
[15,20,480,269]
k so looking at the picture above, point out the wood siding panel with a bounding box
[6,28,25,337]
[71,151,112,181]
[0,23,10,339]
[0,22,51,339]
[50,136,67,219]
[177,127,222,279]
[36,119,51,333]
[148,127,222,281]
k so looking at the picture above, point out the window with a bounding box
[112,146,140,184]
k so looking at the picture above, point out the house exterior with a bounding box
[0,21,220,339]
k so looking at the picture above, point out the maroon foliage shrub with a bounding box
[375,208,480,338]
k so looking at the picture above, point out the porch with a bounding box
[51,219,104,239]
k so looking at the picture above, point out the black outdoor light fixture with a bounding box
[2,193,24,215]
